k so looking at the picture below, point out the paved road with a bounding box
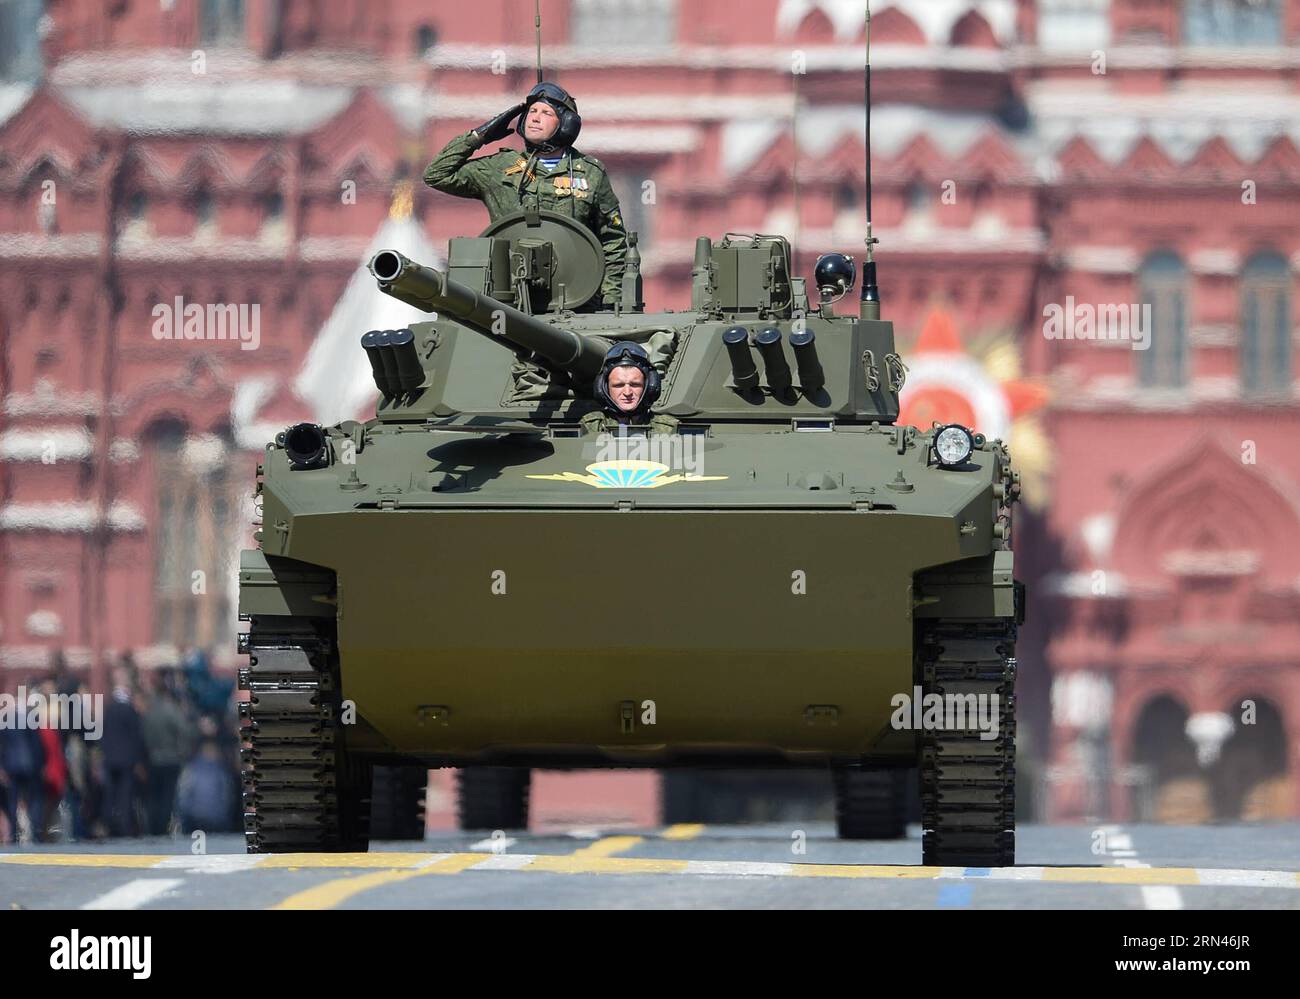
[2,822,1298,909]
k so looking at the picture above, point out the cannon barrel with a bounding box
[368,249,607,383]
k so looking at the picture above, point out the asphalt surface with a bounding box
[2,822,1298,909]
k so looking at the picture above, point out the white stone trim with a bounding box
[0,233,104,259]
[0,501,146,533]
[0,427,94,462]
[776,0,1018,45]
[24,610,62,638]
[3,381,102,418]
[1190,249,1241,276]
[1062,246,1139,274]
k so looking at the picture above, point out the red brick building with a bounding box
[1,0,1298,822]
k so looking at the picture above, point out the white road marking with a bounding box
[155,854,265,874]
[81,878,184,910]
[978,866,1043,881]
[1141,886,1185,910]
[684,860,795,877]
[1106,825,1185,911]
[471,853,535,870]
[1196,868,1300,889]
[469,837,517,852]
[1107,834,1133,851]
[414,853,455,868]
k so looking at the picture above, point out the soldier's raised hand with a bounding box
[473,102,527,144]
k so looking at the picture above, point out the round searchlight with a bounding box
[933,424,974,467]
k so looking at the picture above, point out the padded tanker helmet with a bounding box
[516,81,582,153]
[593,341,661,417]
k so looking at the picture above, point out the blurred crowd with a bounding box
[0,649,241,844]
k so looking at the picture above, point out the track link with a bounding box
[239,616,369,853]
[918,618,1017,867]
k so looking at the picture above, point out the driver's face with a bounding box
[608,366,646,412]
[524,101,560,142]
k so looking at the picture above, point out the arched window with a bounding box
[146,422,240,652]
[794,7,836,44]
[1184,0,1282,46]
[193,188,216,228]
[1240,251,1292,395]
[200,0,246,46]
[414,24,438,57]
[869,6,926,45]
[1138,251,1189,388]
[0,0,43,82]
[950,10,999,49]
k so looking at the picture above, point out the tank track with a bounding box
[239,616,370,853]
[833,768,908,840]
[918,617,1017,867]
[369,765,428,841]
[456,767,531,831]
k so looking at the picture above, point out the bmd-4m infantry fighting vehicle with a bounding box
[237,206,1026,866]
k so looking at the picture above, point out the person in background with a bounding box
[100,667,149,837]
[182,647,235,722]
[0,676,47,842]
[37,677,68,841]
[141,669,192,835]
[63,683,97,841]
[177,739,237,835]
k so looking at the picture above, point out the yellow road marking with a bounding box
[569,836,643,859]
[661,824,705,840]
[257,852,434,870]
[270,854,485,910]
[529,854,689,875]
[1042,866,1202,886]
[0,854,166,869]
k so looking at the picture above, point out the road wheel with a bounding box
[456,767,530,831]
[833,769,909,840]
[369,765,427,841]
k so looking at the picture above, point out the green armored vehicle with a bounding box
[238,208,1024,866]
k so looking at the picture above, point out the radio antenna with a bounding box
[535,0,544,83]
[860,2,881,321]
[792,66,800,284]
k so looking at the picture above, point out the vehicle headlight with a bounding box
[933,424,974,467]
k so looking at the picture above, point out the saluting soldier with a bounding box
[423,82,627,308]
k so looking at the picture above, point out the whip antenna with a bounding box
[792,66,800,284]
[535,0,544,83]
[861,2,881,321]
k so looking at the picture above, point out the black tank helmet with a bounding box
[593,341,661,418]
[516,81,582,153]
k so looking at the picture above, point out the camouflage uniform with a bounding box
[423,132,627,306]
[579,411,679,435]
